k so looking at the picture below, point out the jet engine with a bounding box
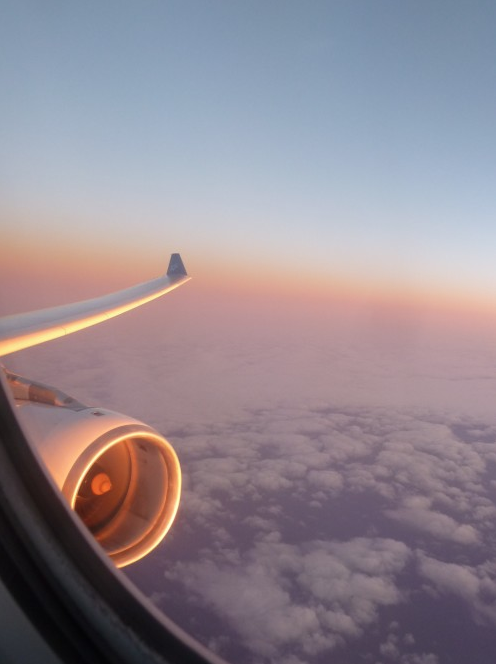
[6,371,181,568]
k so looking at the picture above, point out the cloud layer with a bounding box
[8,300,496,663]
[139,401,496,663]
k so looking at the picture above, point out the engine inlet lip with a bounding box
[62,423,181,567]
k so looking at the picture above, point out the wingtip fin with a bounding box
[167,253,188,278]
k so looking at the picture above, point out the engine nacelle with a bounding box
[15,398,181,568]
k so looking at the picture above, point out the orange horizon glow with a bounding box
[3,231,496,333]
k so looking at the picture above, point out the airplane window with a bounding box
[3,3,496,664]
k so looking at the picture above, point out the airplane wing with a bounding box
[0,252,191,568]
[0,250,224,661]
[0,253,190,356]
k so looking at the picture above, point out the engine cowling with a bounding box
[15,397,181,568]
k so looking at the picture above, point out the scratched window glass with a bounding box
[2,4,496,664]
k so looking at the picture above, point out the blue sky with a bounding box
[2,1,496,304]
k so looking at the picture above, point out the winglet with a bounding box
[167,253,188,278]
[0,253,191,356]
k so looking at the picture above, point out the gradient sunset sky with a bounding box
[2,1,496,319]
[5,7,496,663]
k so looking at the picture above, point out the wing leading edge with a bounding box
[0,253,190,356]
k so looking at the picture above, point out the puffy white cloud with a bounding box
[175,403,495,553]
[401,654,439,664]
[417,553,496,626]
[164,537,410,661]
[385,507,480,545]
[242,515,277,533]
[378,630,437,664]
[306,469,344,493]
[380,632,400,660]
[154,399,496,663]
[166,558,323,659]
[418,554,480,598]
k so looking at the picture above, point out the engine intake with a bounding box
[7,371,181,567]
[64,424,181,568]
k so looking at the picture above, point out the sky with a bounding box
[3,2,496,664]
[2,1,496,313]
